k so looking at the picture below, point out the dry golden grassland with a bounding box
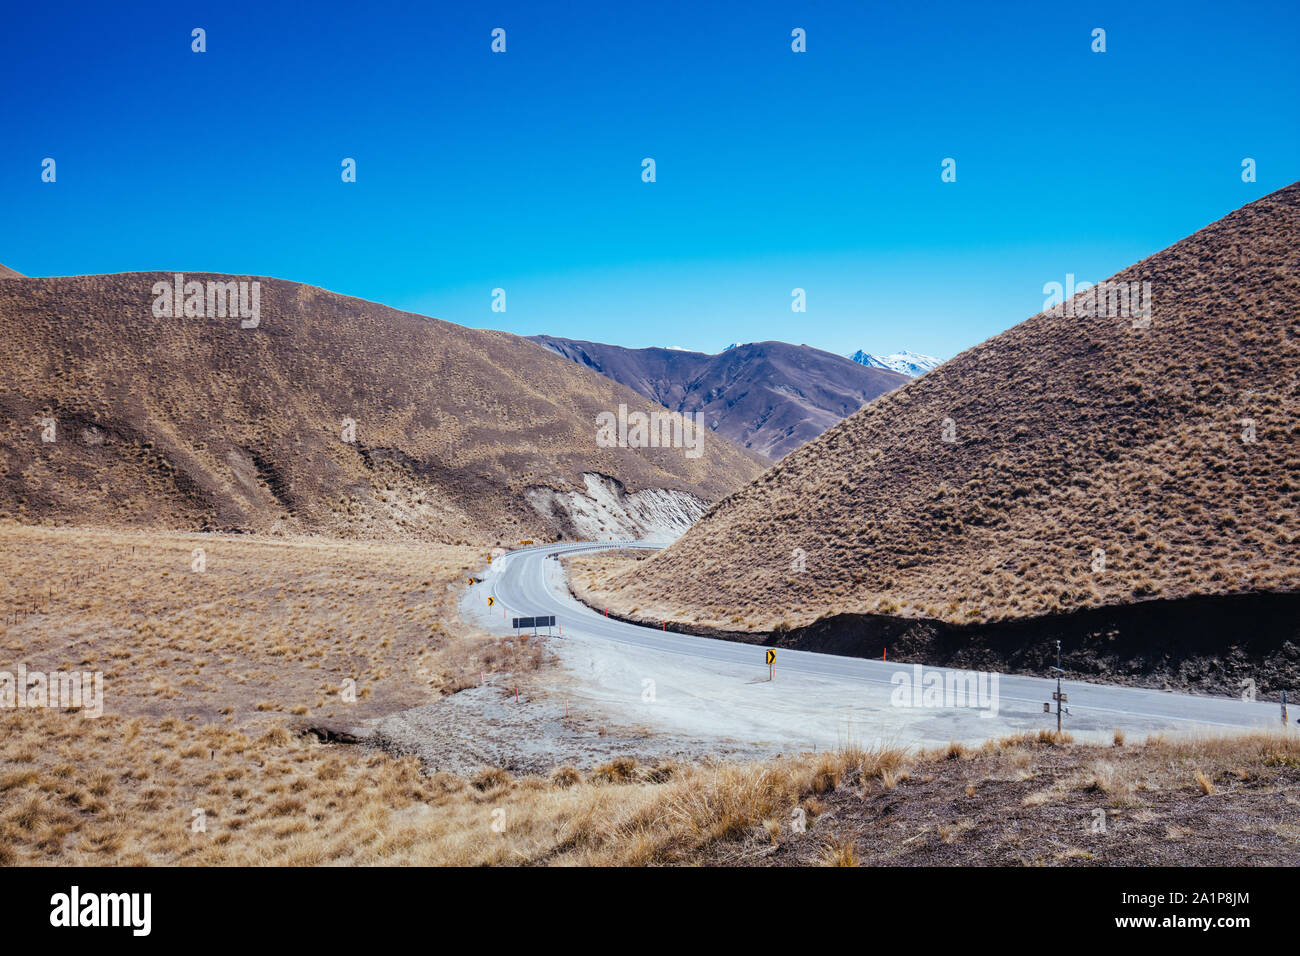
[0,694,895,864]
[0,522,525,864]
[6,696,1296,866]
[3,523,1296,866]
[0,522,498,720]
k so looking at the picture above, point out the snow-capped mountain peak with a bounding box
[849,349,941,377]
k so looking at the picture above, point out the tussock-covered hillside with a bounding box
[587,183,1300,628]
[0,273,765,543]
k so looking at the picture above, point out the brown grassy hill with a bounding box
[588,183,1300,630]
[528,337,909,459]
[0,264,24,279]
[0,273,764,543]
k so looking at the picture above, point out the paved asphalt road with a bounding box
[475,540,1283,747]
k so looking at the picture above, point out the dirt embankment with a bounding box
[578,584,1300,698]
[779,591,1300,698]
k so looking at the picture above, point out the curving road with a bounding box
[462,541,1283,752]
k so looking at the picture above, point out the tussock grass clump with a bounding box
[985,729,1074,752]
[835,741,908,785]
[471,768,513,793]
[590,758,638,785]
[549,766,582,789]
[1194,769,1216,795]
[635,761,676,785]
[939,742,970,761]
[810,759,840,794]
[1074,760,1140,807]
[259,726,292,747]
[821,838,858,867]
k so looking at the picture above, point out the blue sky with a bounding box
[2,0,1297,360]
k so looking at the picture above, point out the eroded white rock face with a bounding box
[525,473,708,543]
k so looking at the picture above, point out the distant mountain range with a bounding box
[849,349,941,377]
[528,337,909,460]
[728,342,940,378]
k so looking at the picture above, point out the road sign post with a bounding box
[511,615,555,632]
[1050,640,1065,733]
[766,648,776,681]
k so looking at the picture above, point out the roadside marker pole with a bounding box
[1050,640,1066,734]
[1283,690,1288,726]
[1056,674,1062,733]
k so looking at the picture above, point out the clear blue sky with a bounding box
[2,0,1297,360]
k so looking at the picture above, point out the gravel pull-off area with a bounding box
[364,683,765,776]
